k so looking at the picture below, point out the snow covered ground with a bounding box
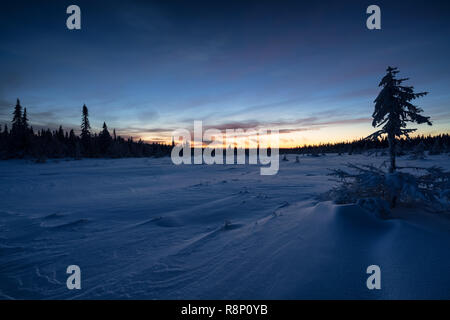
[0,154,449,299]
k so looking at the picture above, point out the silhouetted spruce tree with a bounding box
[99,122,112,154]
[12,99,23,134]
[366,67,431,173]
[80,104,91,154]
[81,104,90,139]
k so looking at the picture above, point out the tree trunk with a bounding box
[388,133,396,173]
[387,132,397,208]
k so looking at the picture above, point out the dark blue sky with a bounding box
[1,0,449,146]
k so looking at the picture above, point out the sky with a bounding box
[0,0,449,147]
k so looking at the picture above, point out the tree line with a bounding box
[284,133,450,156]
[1,96,448,161]
[0,99,172,160]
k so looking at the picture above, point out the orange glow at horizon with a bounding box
[136,122,450,149]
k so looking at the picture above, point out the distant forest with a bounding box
[283,133,450,156]
[0,99,172,160]
[0,99,449,161]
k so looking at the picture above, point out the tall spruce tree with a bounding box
[80,104,91,155]
[12,99,23,134]
[366,67,431,173]
[81,104,90,140]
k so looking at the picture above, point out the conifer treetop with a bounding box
[367,66,431,141]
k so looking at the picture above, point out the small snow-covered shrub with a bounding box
[328,164,450,214]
